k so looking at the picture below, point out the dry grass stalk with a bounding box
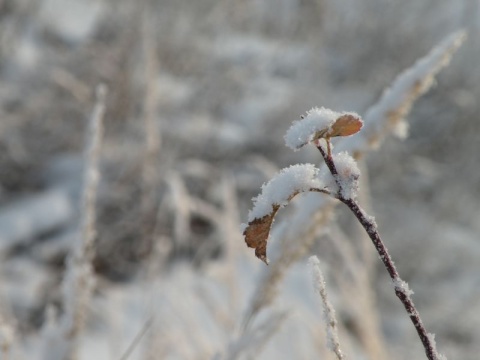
[40,85,107,360]
[242,201,335,331]
[326,224,388,359]
[67,83,107,355]
[341,30,467,155]
[141,7,161,219]
[309,256,345,360]
[75,84,107,265]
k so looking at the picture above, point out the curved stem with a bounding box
[316,143,441,360]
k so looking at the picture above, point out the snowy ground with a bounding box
[0,0,479,359]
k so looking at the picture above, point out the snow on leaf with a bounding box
[243,164,326,264]
[246,164,324,222]
[285,107,362,151]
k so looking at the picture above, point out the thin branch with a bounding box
[317,140,337,177]
[316,143,443,360]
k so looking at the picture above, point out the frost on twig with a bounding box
[315,132,445,360]
[393,278,414,297]
[309,256,346,360]
[427,333,448,360]
[326,151,360,200]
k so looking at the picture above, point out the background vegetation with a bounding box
[0,0,479,359]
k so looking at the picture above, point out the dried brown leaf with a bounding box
[243,205,280,265]
[329,114,363,137]
[243,187,330,264]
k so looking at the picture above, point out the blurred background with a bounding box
[0,0,479,359]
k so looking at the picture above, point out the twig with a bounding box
[317,139,442,360]
[118,317,153,360]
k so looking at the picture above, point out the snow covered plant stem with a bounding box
[316,141,440,360]
[243,107,445,360]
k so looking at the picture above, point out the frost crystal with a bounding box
[393,278,414,297]
[427,333,448,360]
[332,152,360,200]
[285,107,358,151]
[246,164,323,222]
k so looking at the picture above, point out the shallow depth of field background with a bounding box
[0,0,479,359]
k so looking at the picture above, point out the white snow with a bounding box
[393,278,414,297]
[285,107,358,151]
[246,164,324,222]
[426,333,447,360]
[331,152,360,200]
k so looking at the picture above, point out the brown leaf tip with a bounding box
[329,114,363,138]
[257,251,269,265]
[243,211,276,265]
